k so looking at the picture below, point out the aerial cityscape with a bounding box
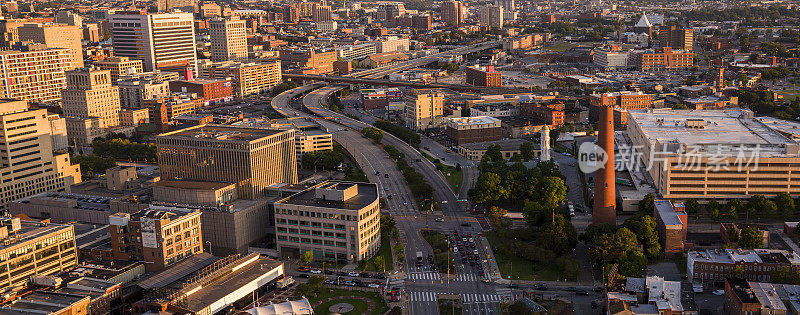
[0,0,797,314]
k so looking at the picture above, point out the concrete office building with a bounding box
[336,44,378,61]
[627,109,800,200]
[0,99,81,210]
[480,5,504,29]
[372,36,410,54]
[594,49,630,70]
[659,25,693,51]
[156,125,297,199]
[0,218,78,290]
[95,57,145,82]
[210,17,248,62]
[110,208,203,271]
[445,116,503,144]
[405,89,444,131]
[55,10,82,27]
[157,0,195,13]
[204,60,282,98]
[48,114,69,152]
[0,44,70,103]
[441,1,466,26]
[109,12,198,72]
[61,68,121,129]
[117,71,173,108]
[269,117,334,162]
[274,181,381,262]
[312,4,332,22]
[18,23,84,70]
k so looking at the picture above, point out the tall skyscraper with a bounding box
[312,4,332,22]
[18,23,84,70]
[61,68,121,129]
[156,125,298,199]
[157,0,195,12]
[0,43,70,103]
[377,2,405,25]
[283,4,299,23]
[0,99,82,211]
[209,17,247,62]
[109,12,198,72]
[441,1,465,26]
[659,25,694,51]
[495,0,514,11]
[480,5,504,29]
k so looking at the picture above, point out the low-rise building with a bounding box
[465,65,502,87]
[336,43,378,61]
[169,78,233,105]
[653,200,687,255]
[204,60,282,98]
[120,107,150,126]
[724,279,800,315]
[359,51,409,68]
[445,116,503,144]
[469,103,519,118]
[0,218,78,290]
[109,208,203,272]
[630,47,694,71]
[593,49,629,70]
[688,249,800,283]
[95,56,145,82]
[274,181,380,262]
[457,138,538,161]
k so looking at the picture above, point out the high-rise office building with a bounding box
[441,1,466,26]
[0,44,70,103]
[156,125,298,199]
[17,23,84,70]
[495,0,514,11]
[209,17,247,62]
[480,5,504,29]
[283,4,299,23]
[659,25,693,51]
[312,4,332,22]
[377,2,405,23]
[95,56,145,82]
[0,218,78,290]
[157,0,195,12]
[204,60,282,98]
[55,10,83,27]
[0,99,82,210]
[109,12,198,72]
[61,68,121,129]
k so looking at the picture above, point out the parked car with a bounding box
[310,269,322,274]
[712,289,725,296]
[348,271,360,277]
[435,217,444,222]
[367,283,380,288]
[297,267,310,272]
[344,281,356,286]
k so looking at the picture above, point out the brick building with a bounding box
[465,65,502,87]
[688,249,800,284]
[109,208,203,272]
[588,91,653,120]
[169,78,233,105]
[630,47,694,71]
[653,200,687,255]
[445,116,503,144]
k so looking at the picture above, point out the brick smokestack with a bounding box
[593,105,616,225]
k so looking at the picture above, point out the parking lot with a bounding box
[296,266,389,289]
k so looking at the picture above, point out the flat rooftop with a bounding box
[158,124,286,142]
[182,254,283,312]
[0,291,88,314]
[154,179,234,191]
[688,249,800,265]
[446,116,501,126]
[460,138,537,151]
[0,220,72,252]
[277,182,378,211]
[654,200,685,227]
[628,109,796,157]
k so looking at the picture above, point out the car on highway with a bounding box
[297,267,310,272]
[435,217,444,222]
[310,269,322,274]
[534,283,548,290]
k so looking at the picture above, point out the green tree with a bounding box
[748,194,777,217]
[471,172,508,205]
[301,250,314,265]
[684,199,700,214]
[484,144,503,163]
[487,206,509,229]
[539,176,567,210]
[538,214,578,256]
[361,127,384,143]
[638,194,655,214]
[776,192,796,218]
[707,200,722,221]
[294,275,325,297]
[739,227,764,249]
[520,142,535,161]
[582,223,616,244]
[618,250,647,277]
[728,199,743,219]
[589,228,639,263]
[624,215,662,259]
[373,256,386,272]
[672,103,690,110]
[73,154,117,176]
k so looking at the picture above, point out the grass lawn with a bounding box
[365,233,394,272]
[422,151,464,191]
[309,288,388,315]
[485,231,577,281]
[544,42,580,52]
[315,298,369,314]
[779,90,800,101]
